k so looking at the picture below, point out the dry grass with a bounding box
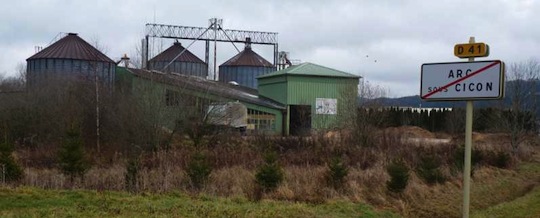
[206,166,254,197]
[7,128,540,217]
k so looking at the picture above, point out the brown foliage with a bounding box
[4,105,540,217]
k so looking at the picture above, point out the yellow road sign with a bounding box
[454,43,489,58]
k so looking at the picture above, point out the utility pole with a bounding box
[95,66,100,153]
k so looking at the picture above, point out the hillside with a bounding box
[366,80,540,110]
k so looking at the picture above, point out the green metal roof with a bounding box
[257,62,361,79]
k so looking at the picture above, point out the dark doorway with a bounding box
[290,105,312,136]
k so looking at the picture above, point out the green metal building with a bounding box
[115,62,360,136]
[258,62,360,135]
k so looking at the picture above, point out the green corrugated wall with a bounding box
[288,76,357,130]
[259,75,358,133]
[257,76,288,104]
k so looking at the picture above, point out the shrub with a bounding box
[386,159,409,193]
[325,156,348,189]
[186,151,212,190]
[489,151,512,169]
[453,145,483,177]
[356,149,378,170]
[0,141,23,182]
[125,157,140,193]
[416,155,446,185]
[58,128,89,183]
[255,151,284,193]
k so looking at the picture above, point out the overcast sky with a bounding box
[1,0,539,97]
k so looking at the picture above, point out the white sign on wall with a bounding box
[420,60,504,101]
[316,98,337,114]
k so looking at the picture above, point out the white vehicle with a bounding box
[205,102,248,133]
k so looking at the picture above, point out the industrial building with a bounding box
[115,67,286,135]
[147,42,208,78]
[218,38,275,89]
[114,63,359,135]
[26,33,115,88]
[258,62,360,135]
[25,20,361,136]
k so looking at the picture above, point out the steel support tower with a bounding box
[142,18,279,79]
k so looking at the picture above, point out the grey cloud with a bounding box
[1,0,540,97]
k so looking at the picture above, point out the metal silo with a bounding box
[26,33,116,88]
[219,38,275,89]
[148,42,208,78]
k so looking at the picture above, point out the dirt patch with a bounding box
[385,126,436,139]
[451,132,511,148]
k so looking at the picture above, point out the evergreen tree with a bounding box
[58,128,89,183]
[186,151,212,190]
[386,159,409,193]
[255,151,284,193]
[0,141,23,182]
[416,155,446,185]
[125,156,140,193]
[325,156,349,189]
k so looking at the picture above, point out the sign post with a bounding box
[420,37,504,218]
[463,36,475,218]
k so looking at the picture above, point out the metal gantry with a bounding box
[145,23,278,44]
[143,18,279,79]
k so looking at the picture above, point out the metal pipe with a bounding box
[205,40,210,79]
[274,44,279,69]
[219,27,241,53]
[144,36,149,70]
[213,19,217,81]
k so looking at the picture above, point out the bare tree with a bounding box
[353,79,388,146]
[89,36,109,56]
[128,43,143,69]
[84,36,110,153]
[0,63,26,92]
[0,73,8,91]
[494,58,540,154]
[16,62,26,86]
[357,79,389,124]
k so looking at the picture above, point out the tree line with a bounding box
[358,107,537,134]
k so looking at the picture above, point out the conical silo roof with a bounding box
[220,47,273,67]
[27,33,114,63]
[149,42,205,63]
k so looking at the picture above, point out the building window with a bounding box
[247,109,276,132]
[165,89,181,106]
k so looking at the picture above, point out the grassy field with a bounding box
[1,162,539,217]
[472,186,540,218]
[3,132,539,217]
[0,187,398,218]
[470,159,540,218]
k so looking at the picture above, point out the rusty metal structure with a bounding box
[142,18,278,80]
